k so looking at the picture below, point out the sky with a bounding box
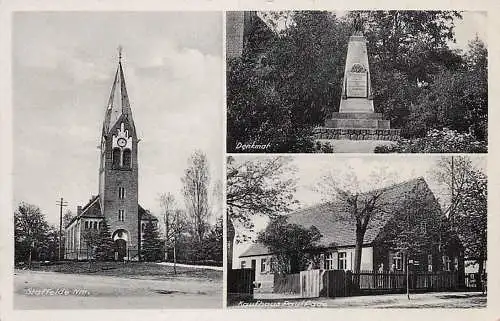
[231,155,487,265]
[261,11,487,50]
[12,12,222,226]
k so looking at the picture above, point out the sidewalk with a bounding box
[236,291,486,308]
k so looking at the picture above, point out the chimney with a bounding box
[77,206,82,215]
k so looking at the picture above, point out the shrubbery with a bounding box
[375,128,487,153]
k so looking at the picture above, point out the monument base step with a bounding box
[325,118,390,129]
[314,127,401,141]
[330,112,385,119]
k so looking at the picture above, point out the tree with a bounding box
[14,202,50,267]
[227,11,481,151]
[434,156,487,278]
[182,150,210,242]
[455,169,487,280]
[81,228,100,260]
[227,11,349,152]
[316,167,399,276]
[142,219,164,262]
[95,219,114,261]
[171,209,190,273]
[226,156,297,241]
[38,225,60,262]
[202,216,223,263]
[257,216,322,275]
[158,192,176,260]
[63,209,74,228]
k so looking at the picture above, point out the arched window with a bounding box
[122,149,131,168]
[112,148,121,168]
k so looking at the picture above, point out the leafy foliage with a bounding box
[14,202,53,264]
[142,220,164,262]
[95,219,114,261]
[257,216,322,275]
[433,156,487,275]
[228,11,487,152]
[375,128,487,153]
[226,156,297,241]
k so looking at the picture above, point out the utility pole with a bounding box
[56,197,68,261]
[406,256,411,300]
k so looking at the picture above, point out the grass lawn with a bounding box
[27,261,222,281]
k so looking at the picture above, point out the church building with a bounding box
[65,53,158,261]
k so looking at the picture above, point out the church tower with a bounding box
[98,50,139,257]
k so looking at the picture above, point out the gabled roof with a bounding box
[139,205,158,221]
[65,195,102,228]
[102,60,135,136]
[240,177,432,258]
[66,196,157,229]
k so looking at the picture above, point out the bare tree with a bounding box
[158,192,176,261]
[182,150,210,242]
[63,209,74,228]
[172,209,189,274]
[433,156,477,226]
[316,166,399,275]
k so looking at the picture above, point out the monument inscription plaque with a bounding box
[346,72,367,98]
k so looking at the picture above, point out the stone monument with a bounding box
[315,15,400,142]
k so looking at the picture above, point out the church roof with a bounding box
[66,196,157,228]
[102,55,135,136]
[139,205,158,221]
[240,177,435,258]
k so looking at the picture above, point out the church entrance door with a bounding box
[115,239,127,260]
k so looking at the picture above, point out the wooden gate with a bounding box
[321,269,350,297]
[227,269,255,303]
[300,270,322,298]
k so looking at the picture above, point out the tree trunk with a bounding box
[353,231,365,290]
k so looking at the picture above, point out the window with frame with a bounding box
[261,258,267,273]
[118,187,125,199]
[325,253,335,270]
[427,254,433,272]
[338,252,347,270]
[85,221,89,229]
[453,257,459,271]
[442,255,451,271]
[241,261,246,269]
[118,209,125,222]
[393,252,403,271]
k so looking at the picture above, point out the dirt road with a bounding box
[14,270,222,309]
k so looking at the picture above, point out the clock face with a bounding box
[117,138,127,147]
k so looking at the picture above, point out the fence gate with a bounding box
[322,269,348,297]
[228,269,255,302]
[300,270,322,298]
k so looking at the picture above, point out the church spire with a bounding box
[102,47,134,135]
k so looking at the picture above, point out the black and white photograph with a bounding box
[12,11,223,309]
[227,155,487,308]
[226,11,487,153]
